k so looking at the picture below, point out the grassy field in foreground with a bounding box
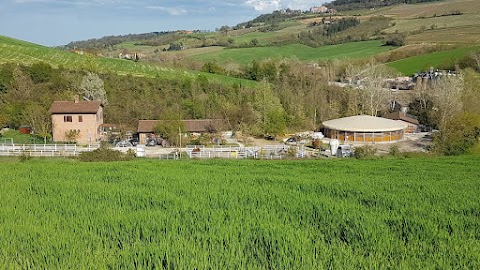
[387,46,480,75]
[0,35,258,88]
[0,156,479,269]
[190,40,395,65]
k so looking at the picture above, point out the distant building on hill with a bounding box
[119,52,145,61]
[310,6,328,13]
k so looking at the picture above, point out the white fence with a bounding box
[159,152,181,160]
[184,145,308,160]
[0,144,100,157]
[0,142,311,159]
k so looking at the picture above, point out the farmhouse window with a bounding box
[64,116,72,122]
[78,115,83,122]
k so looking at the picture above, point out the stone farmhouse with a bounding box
[49,97,103,144]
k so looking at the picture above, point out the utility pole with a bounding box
[179,126,182,148]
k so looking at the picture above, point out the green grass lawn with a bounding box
[191,40,396,65]
[387,46,480,75]
[0,155,479,269]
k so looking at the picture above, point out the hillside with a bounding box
[326,0,442,11]
[55,0,480,76]
[0,35,257,88]
[191,40,394,65]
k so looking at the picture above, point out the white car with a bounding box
[116,140,133,147]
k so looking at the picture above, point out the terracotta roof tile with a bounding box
[49,101,102,114]
[384,111,419,125]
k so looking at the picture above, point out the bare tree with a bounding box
[345,60,395,116]
[413,76,431,111]
[430,76,464,131]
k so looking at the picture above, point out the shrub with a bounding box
[78,146,135,162]
[433,113,480,156]
[312,139,322,149]
[388,145,401,156]
[286,147,297,158]
[384,34,405,46]
[353,145,377,159]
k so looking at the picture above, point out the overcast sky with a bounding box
[0,0,329,47]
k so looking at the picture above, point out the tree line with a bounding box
[326,0,442,11]
[1,56,480,155]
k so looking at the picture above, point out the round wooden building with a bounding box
[322,115,407,143]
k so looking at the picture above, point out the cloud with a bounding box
[245,0,280,12]
[146,6,188,16]
[13,0,111,6]
[244,0,328,12]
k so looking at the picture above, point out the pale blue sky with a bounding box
[0,0,328,46]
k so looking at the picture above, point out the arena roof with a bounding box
[322,115,407,132]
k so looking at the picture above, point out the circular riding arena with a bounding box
[322,115,408,143]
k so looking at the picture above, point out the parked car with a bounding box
[116,140,133,147]
[264,134,276,140]
[146,138,157,147]
[285,137,307,145]
[129,137,139,146]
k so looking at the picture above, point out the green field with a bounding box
[0,35,258,88]
[1,156,479,269]
[387,46,480,75]
[191,40,395,65]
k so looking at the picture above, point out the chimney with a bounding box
[74,95,79,103]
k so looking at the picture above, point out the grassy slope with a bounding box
[338,0,480,73]
[100,0,480,74]
[0,35,258,88]
[0,156,479,269]
[387,46,480,75]
[191,40,395,65]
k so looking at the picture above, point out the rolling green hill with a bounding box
[0,35,258,88]
[191,40,395,65]
[387,46,480,75]
[3,0,480,78]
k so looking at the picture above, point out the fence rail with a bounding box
[184,145,308,160]
[0,144,100,157]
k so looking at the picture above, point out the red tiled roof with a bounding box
[49,101,102,114]
[138,119,225,133]
[384,111,419,125]
[137,120,161,133]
